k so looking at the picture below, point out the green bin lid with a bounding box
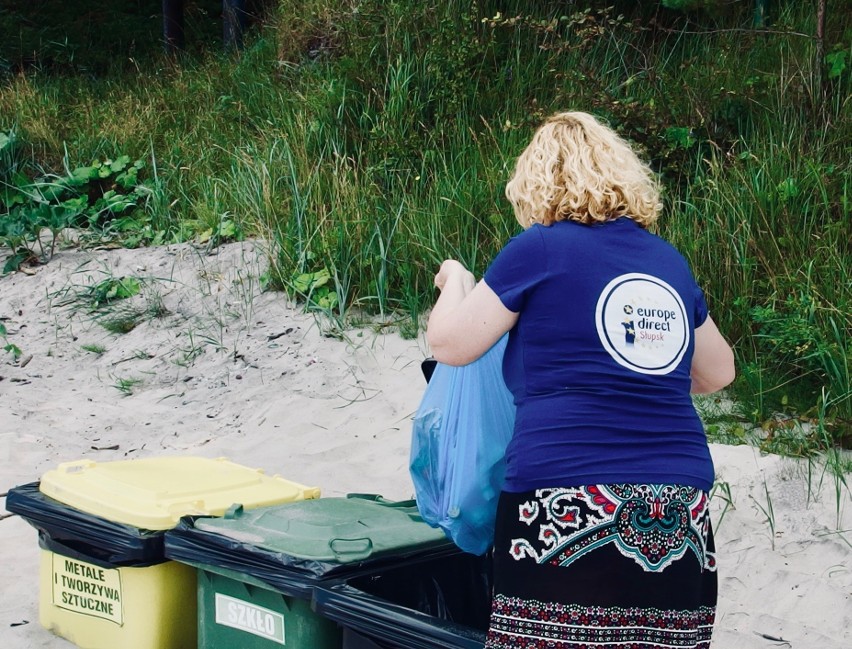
[193,494,450,564]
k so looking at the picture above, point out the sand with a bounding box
[1,241,850,648]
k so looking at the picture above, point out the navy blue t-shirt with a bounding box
[483,218,714,492]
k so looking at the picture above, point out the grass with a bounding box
[173,329,206,368]
[749,476,778,550]
[45,268,170,337]
[709,479,736,532]
[111,375,143,396]
[1,0,850,449]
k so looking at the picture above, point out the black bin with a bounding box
[313,551,491,649]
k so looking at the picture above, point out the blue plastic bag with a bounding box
[409,335,516,555]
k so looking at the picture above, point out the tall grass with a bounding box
[0,0,849,438]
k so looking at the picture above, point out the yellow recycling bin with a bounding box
[7,456,320,649]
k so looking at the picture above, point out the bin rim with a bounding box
[313,582,487,649]
[188,493,448,562]
[164,516,460,598]
[7,482,165,567]
[38,456,320,530]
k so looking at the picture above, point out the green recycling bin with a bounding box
[164,494,457,649]
[197,566,336,648]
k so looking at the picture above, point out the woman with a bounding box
[427,111,735,649]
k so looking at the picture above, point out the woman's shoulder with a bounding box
[502,223,548,250]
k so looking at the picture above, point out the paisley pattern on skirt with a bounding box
[510,484,716,572]
[485,485,717,649]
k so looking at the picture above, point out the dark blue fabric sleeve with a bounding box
[483,225,547,313]
[694,284,709,328]
[678,252,708,328]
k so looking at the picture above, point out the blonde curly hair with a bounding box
[505,111,662,229]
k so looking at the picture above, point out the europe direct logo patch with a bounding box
[595,273,689,375]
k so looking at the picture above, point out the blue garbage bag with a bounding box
[410,335,515,555]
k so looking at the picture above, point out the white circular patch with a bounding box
[595,273,689,375]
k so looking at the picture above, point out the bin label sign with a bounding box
[52,554,123,625]
[215,593,285,645]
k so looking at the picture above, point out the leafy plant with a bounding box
[291,267,339,312]
[664,127,698,151]
[85,277,142,310]
[197,216,243,247]
[826,48,848,80]
[1,153,153,273]
[95,285,168,335]
[0,130,23,196]
[51,272,168,336]
[0,322,22,359]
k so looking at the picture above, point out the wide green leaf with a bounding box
[293,268,331,293]
[110,155,131,173]
[71,165,101,183]
[3,249,34,274]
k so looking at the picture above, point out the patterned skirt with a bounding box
[485,484,717,649]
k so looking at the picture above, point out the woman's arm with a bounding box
[426,260,519,366]
[690,316,736,394]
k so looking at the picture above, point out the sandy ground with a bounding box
[1,241,850,648]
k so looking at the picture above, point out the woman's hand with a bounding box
[434,259,476,294]
[427,260,518,366]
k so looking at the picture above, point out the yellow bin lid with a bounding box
[39,456,321,530]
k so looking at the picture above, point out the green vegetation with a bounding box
[84,276,143,309]
[47,270,168,335]
[0,321,22,359]
[1,1,850,448]
[111,375,143,396]
[0,132,156,271]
